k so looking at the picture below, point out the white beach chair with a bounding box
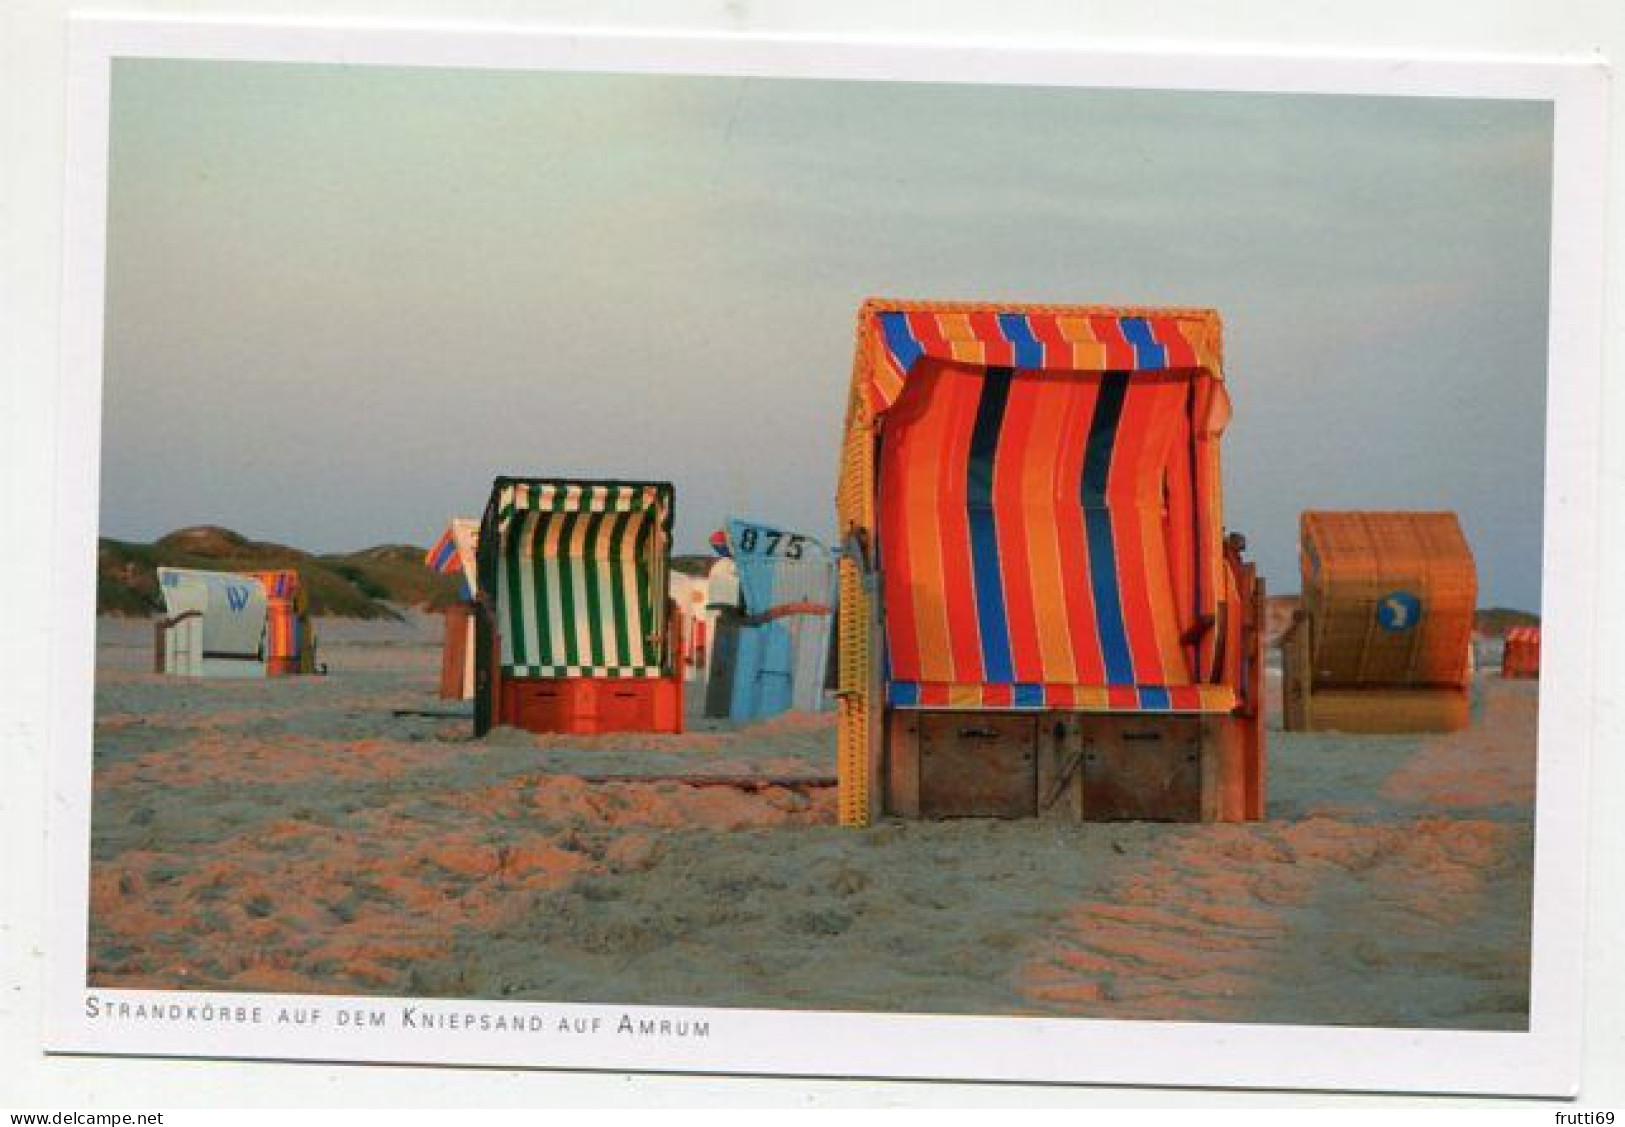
[155,567,269,678]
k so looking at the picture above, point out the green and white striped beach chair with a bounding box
[472,478,685,736]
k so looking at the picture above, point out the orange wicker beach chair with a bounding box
[1280,511,1477,732]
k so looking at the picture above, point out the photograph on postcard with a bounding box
[82,55,1552,1037]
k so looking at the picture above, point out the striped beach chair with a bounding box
[241,569,316,676]
[472,478,684,736]
[425,518,480,699]
[836,299,1265,825]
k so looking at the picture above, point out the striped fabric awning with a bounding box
[426,528,460,573]
[246,569,301,602]
[859,302,1236,713]
[487,480,673,679]
[243,570,306,661]
[869,308,1228,425]
[426,518,481,598]
[263,605,302,662]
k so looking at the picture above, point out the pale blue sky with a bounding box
[101,61,1551,608]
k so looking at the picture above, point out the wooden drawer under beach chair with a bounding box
[886,711,1219,821]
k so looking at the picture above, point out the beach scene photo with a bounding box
[88,61,1550,1030]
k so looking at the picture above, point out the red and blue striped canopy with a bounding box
[425,527,460,573]
[244,569,301,603]
[242,569,306,661]
[869,308,1227,421]
[425,518,481,599]
[862,303,1237,713]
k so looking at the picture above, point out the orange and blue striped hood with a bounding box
[849,301,1238,713]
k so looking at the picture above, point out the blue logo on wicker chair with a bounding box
[1376,591,1422,631]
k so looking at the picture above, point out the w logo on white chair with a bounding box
[155,567,270,677]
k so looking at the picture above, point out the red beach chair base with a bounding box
[494,671,684,735]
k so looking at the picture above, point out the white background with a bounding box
[3,0,1621,1110]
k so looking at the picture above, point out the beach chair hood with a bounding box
[724,518,836,621]
[478,479,675,678]
[840,300,1240,713]
[157,567,268,659]
[425,518,481,598]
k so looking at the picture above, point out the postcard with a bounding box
[45,17,1608,1096]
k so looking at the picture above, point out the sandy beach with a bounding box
[88,613,1536,1029]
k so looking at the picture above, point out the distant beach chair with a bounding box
[702,556,743,719]
[836,300,1266,825]
[240,569,317,676]
[720,517,836,721]
[425,517,480,700]
[1280,511,1477,731]
[668,570,715,684]
[471,478,684,736]
[1500,625,1541,679]
[154,567,270,678]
